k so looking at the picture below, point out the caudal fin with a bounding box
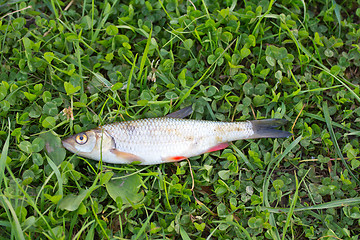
[248,119,292,139]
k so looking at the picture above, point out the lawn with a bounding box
[1,0,360,239]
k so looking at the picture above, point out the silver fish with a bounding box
[62,111,291,165]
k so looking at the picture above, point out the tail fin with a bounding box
[248,119,292,139]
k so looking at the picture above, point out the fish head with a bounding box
[62,129,115,161]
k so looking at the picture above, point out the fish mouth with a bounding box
[61,137,77,153]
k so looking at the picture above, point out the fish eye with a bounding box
[75,133,88,145]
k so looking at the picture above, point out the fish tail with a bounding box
[248,119,292,139]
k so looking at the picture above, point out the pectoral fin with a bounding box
[110,149,144,163]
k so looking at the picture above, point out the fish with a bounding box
[62,107,291,165]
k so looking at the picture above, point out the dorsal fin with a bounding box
[166,105,193,119]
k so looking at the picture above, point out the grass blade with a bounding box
[134,205,160,240]
[72,220,95,240]
[322,101,360,184]
[332,0,342,37]
[5,165,56,238]
[231,144,256,172]
[263,136,302,203]
[0,196,25,240]
[0,118,10,189]
[303,112,356,133]
[91,0,119,44]
[126,54,138,106]
[46,155,64,196]
[138,27,152,86]
[247,197,360,213]
[263,136,302,239]
[180,225,192,240]
[281,169,310,240]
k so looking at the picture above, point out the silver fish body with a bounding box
[62,117,291,165]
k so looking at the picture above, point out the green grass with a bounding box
[1,0,360,239]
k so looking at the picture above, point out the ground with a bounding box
[0,0,360,239]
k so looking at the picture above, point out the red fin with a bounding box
[206,143,229,153]
[163,156,187,162]
[110,149,143,163]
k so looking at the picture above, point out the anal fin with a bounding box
[163,156,187,162]
[206,143,229,153]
